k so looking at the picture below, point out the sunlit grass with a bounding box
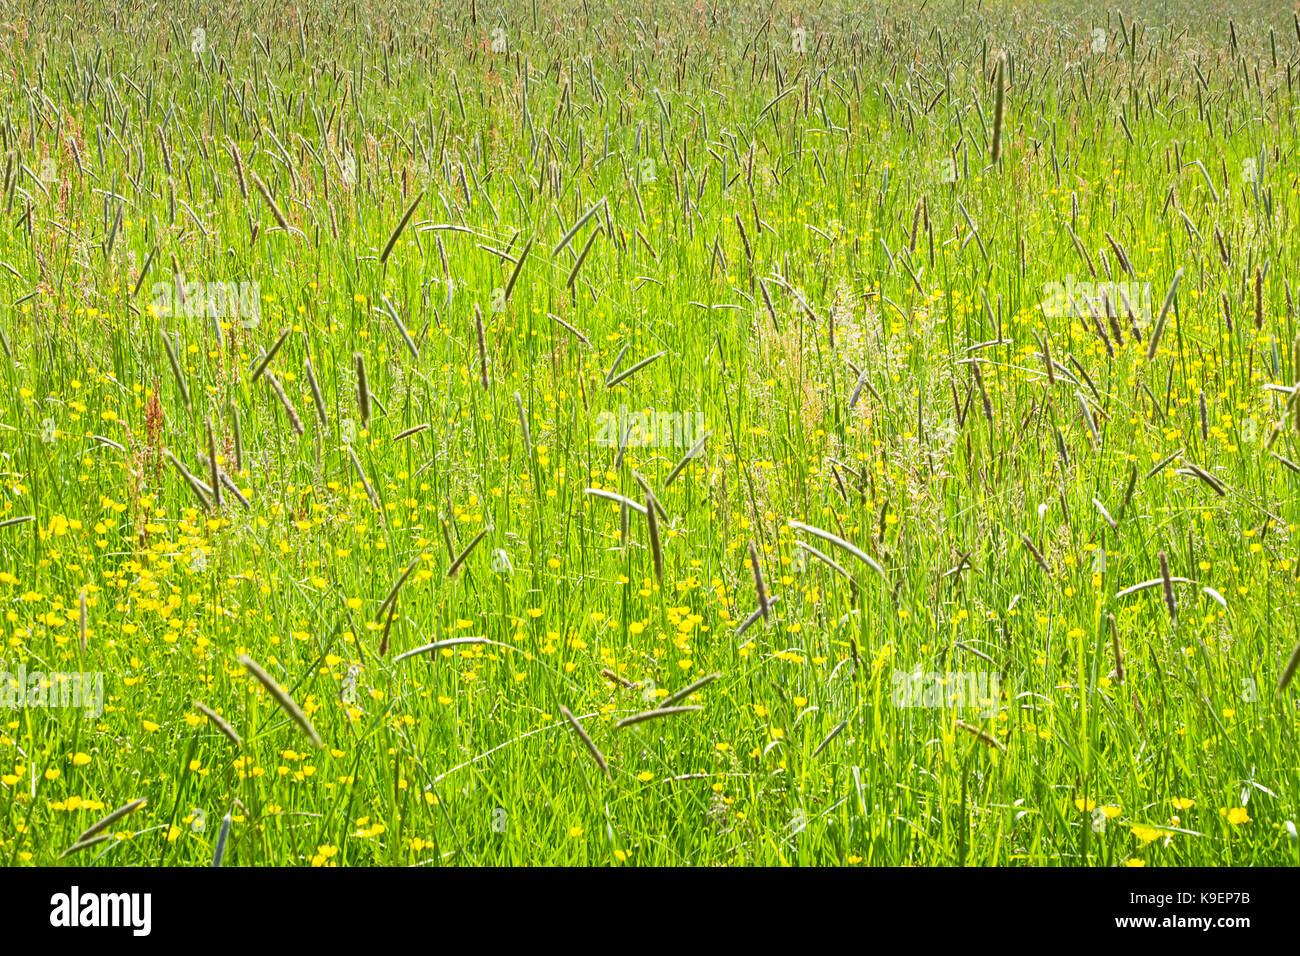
[0,0,1298,867]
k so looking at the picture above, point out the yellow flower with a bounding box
[1171,797,1194,810]
[311,845,339,867]
[1131,824,1164,844]
[71,753,92,766]
[1223,807,1250,825]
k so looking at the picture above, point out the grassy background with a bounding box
[0,0,1298,865]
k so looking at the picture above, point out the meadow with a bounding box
[1,0,1299,866]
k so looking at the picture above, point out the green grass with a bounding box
[1,0,1299,866]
